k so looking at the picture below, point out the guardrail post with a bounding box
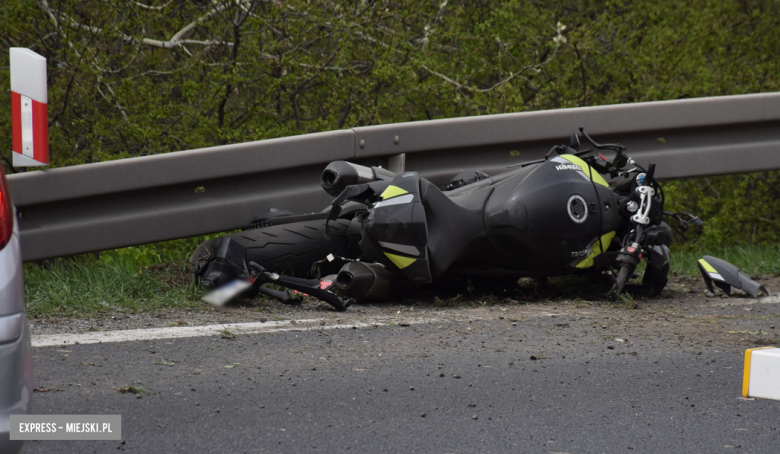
[387,154,406,173]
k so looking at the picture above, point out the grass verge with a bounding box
[24,259,201,318]
[669,244,780,277]
[23,241,779,318]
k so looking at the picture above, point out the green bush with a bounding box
[3,0,780,260]
[3,0,780,169]
[664,172,780,249]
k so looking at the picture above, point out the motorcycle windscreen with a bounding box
[697,255,768,297]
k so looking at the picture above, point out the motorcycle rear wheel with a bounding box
[191,218,356,281]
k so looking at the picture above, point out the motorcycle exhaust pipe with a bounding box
[335,262,393,300]
[321,161,396,197]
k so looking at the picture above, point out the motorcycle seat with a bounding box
[419,179,491,277]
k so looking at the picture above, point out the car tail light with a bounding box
[0,168,13,250]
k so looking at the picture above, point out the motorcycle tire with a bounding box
[639,260,668,298]
[191,218,356,280]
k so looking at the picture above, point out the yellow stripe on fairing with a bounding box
[743,346,776,397]
[380,185,408,200]
[575,231,617,269]
[384,252,416,269]
[561,155,609,187]
[698,259,717,274]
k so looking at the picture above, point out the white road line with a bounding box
[719,295,780,307]
[759,295,780,304]
[31,317,441,348]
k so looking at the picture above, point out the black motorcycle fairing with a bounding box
[483,156,620,270]
[420,178,492,278]
[413,155,622,278]
[359,172,434,284]
[698,255,768,297]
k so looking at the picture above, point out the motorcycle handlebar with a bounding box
[646,163,656,182]
[578,126,625,152]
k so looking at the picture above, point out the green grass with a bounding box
[23,233,232,318]
[669,244,780,277]
[24,258,201,318]
[23,240,780,318]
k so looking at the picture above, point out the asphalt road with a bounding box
[24,302,780,453]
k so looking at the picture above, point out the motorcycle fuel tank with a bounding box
[484,155,620,270]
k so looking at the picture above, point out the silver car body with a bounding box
[0,209,32,454]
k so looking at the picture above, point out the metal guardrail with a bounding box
[8,93,780,261]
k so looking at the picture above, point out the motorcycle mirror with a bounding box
[569,133,580,151]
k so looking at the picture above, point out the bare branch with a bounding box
[96,78,129,119]
[420,0,448,49]
[169,1,235,43]
[296,62,368,71]
[36,0,255,52]
[35,0,60,28]
[130,0,173,11]
[422,26,564,94]
[48,70,78,126]
[179,39,234,46]
[421,65,531,93]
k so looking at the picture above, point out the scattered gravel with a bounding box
[28,275,780,349]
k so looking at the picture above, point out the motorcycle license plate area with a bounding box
[203,279,253,307]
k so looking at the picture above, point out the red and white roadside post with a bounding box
[10,48,49,167]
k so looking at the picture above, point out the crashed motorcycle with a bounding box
[192,128,705,311]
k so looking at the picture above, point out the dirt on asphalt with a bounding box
[27,274,780,353]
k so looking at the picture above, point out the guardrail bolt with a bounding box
[394,135,400,144]
[359,139,365,148]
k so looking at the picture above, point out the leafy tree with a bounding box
[2,0,779,247]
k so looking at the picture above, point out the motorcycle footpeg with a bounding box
[249,262,352,311]
[256,285,301,305]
